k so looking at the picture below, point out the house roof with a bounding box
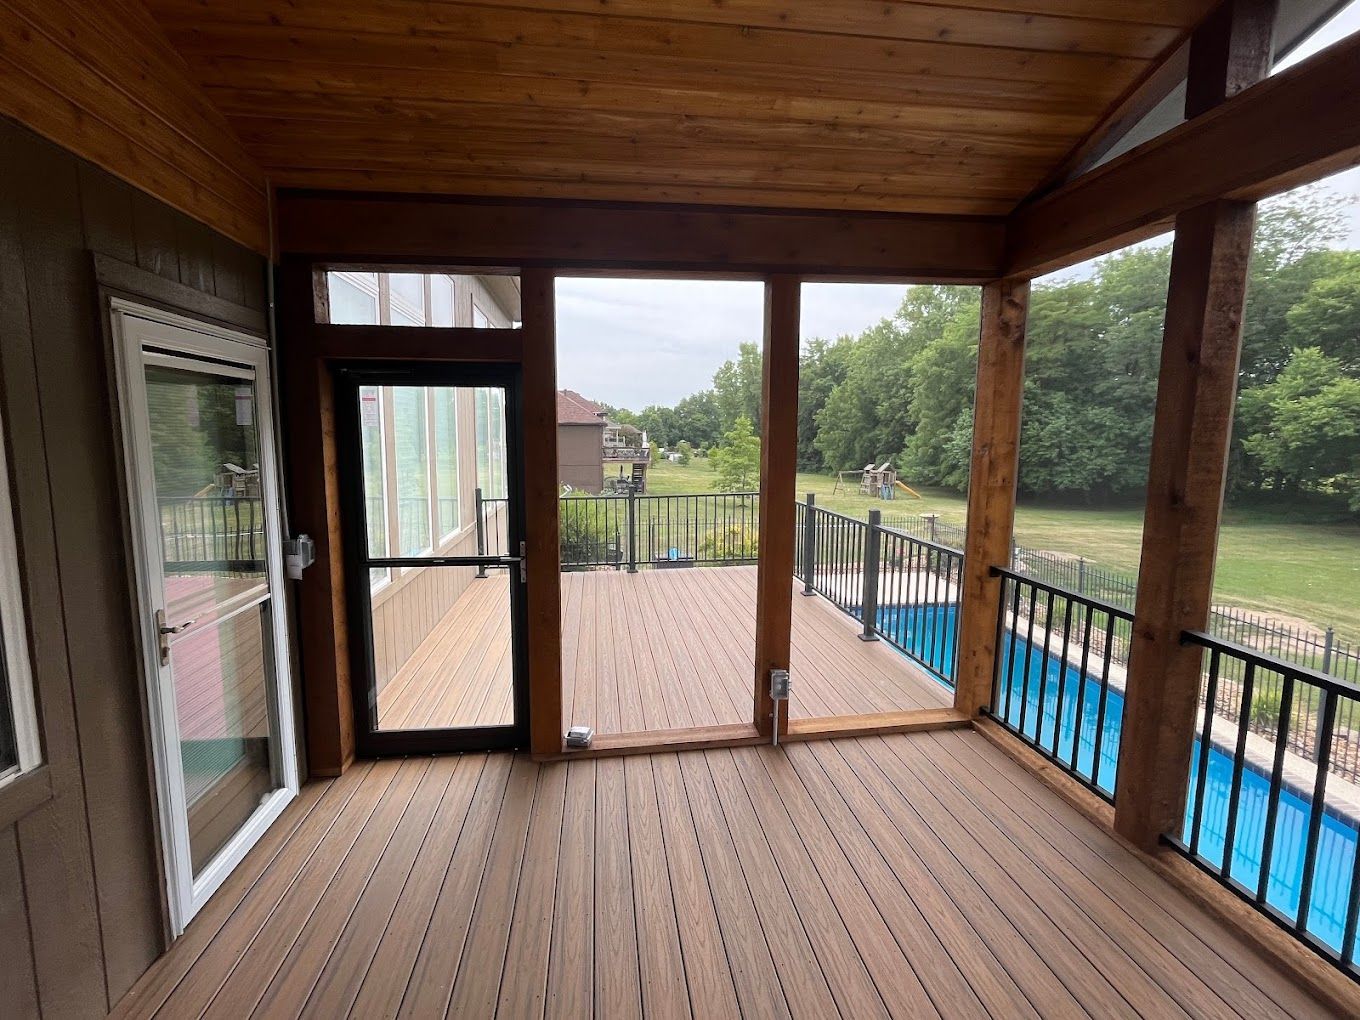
[557,390,606,426]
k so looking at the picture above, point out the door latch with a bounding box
[155,609,197,666]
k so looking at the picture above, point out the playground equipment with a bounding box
[830,462,921,500]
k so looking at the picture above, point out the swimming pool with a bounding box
[876,602,1360,956]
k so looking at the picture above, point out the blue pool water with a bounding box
[877,603,1360,955]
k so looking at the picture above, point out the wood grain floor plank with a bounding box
[593,756,644,1018]
[545,759,595,1020]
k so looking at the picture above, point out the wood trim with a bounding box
[1006,29,1360,276]
[784,708,970,741]
[519,269,563,756]
[954,279,1029,718]
[540,723,765,761]
[276,192,1005,282]
[93,253,266,337]
[305,324,523,361]
[753,276,799,738]
[973,717,1360,1017]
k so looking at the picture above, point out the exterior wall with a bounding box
[0,119,269,1019]
[558,424,605,493]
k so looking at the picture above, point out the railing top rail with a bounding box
[877,526,963,558]
[990,564,1135,622]
[1181,629,1360,699]
[805,502,869,527]
[634,491,758,501]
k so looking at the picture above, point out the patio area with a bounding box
[377,565,951,734]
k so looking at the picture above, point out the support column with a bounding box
[954,278,1029,718]
[754,275,799,738]
[520,268,564,756]
[1114,0,1274,851]
[1115,200,1258,849]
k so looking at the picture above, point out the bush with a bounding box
[559,499,618,565]
[1249,688,1283,733]
[697,523,758,561]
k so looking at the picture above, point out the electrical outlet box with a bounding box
[770,668,791,701]
[565,725,594,748]
[283,535,315,580]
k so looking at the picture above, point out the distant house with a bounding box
[556,389,650,493]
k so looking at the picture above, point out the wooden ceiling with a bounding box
[142,0,1220,218]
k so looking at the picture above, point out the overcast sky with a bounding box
[556,2,1360,411]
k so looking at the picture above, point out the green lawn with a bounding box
[649,460,1360,639]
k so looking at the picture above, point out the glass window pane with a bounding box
[433,388,459,539]
[0,636,16,773]
[146,366,267,623]
[475,387,491,498]
[329,273,378,325]
[390,274,426,325]
[171,603,277,874]
[432,276,455,327]
[359,386,389,586]
[473,303,490,329]
[393,388,431,555]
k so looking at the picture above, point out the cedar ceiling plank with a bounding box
[206,93,1075,159]
[267,171,1017,216]
[147,0,1188,58]
[193,61,1105,135]
[149,8,1150,92]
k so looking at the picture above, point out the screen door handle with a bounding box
[155,609,198,664]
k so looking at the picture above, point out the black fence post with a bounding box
[859,509,881,641]
[626,488,638,573]
[1323,627,1336,675]
[1077,556,1086,596]
[474,487,487,578]
[802,493,817,596]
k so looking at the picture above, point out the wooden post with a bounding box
[753,275,799,738]
[520,268,564,756]
[1114,0,1274,852]
[954,278,1029,718]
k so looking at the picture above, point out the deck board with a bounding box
[113,731,1334,1019]
[378,565,950,733]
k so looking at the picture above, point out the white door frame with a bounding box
[110,298,299,936]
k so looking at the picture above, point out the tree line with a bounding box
[610,187,1360,511]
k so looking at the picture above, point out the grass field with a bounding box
[649,459,1360,639]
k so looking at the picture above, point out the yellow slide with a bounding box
[895,480,923,499]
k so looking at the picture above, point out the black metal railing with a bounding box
[987,567,1135,801]
[478,489,759,571]
[1170,631,1360,975]
[796,495,961,686]
[159,496,264,573]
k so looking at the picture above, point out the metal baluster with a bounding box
[1053,595,1074,759]
[1018,583,1040,739]
[1221,662,1258,884]
[1188,648,1221,858]
[1256,673,1296,903]
[1035,590,1056,752]
[1069,602,1095,774]
[1091,612,1116,792]
[1295,689,1338,934]
[1002,578,1023,723]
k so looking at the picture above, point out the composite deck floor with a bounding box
[379,565,950,733]
[112,729,1331,1019]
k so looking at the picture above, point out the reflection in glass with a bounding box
[393,388,431,555]
[145,366,266,623]
[170,604,276,873]
[433,388,459,540]
[359,386,390,587]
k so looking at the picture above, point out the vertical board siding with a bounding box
[0,118,268,1020]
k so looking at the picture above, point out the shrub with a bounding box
[1249,688,1283,733]
[559,499,618,565]
[697,523,758,561]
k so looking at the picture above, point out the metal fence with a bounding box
[988,568,1134,801]
[159,496,264,573]
[885,512,1360,688]
[1171,631,1360,975]
[797,495,962,686]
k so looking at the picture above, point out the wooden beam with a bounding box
[784,707,970,742]
[954,279,1029,718]
[1114,0,1273,853]
[278,258,354,776]
[1006,27,1360,277]
[276,193,1005,282]
[519,269,564,756]
[753,276,799,738]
